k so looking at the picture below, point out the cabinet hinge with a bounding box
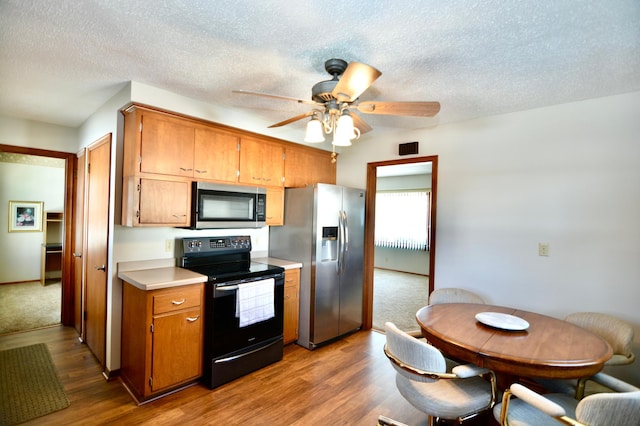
[282,153,286,160]
[236,143,240,152]
[150,323,154,333]
[139,122,142,133]
[149,377,153,388]
[138,156,142,164]
[236,170,240,177]
[87,163,90,174]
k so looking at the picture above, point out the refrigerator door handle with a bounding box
[338,210,348,275]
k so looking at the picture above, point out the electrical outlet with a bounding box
[538,242,549,257]
[165,239,173,253]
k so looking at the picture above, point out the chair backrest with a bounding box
[576,391,640,425]
[564,312,635,364]
[428,288,485,305]
[384,322,446,383]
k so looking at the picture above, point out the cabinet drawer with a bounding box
[153,287,201,315]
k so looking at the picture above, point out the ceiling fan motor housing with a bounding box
[311,58,349,103]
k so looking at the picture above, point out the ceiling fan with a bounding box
[233,58,440,158]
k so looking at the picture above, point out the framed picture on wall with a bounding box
[8,201,43,232]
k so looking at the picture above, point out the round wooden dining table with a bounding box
[416,303,613,380]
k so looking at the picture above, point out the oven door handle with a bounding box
[216,285,239,291]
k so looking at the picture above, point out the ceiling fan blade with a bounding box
[332,62,382,102]
[355,101,441,117]
[233,90,321,106]
[349,111,372,134]
[268,111,314,128]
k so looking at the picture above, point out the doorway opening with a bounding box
[363,156,437,332]
[0,144,76,333]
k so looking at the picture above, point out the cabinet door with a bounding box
[138,178,190,226]
[284,146,336,187]
[283,268,300,344]
[266,187,284,226]
[194,128,239,182]
[151,308,203,391]
[239,136,284,186]
[140,112,195,177]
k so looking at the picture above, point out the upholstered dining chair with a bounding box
[384,322,497,426]
[494,373,640,426]
[538,312,635,398]
[565,312,635,367]
[428,288,485,305]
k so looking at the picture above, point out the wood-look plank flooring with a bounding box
[0,326,440,425]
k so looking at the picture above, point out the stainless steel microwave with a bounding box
[191,182,266,229]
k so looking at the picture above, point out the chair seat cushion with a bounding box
[396,374,492,420]
[492,393,577,426]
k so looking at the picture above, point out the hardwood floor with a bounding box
[1,326,437,425]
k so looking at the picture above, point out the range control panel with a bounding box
[178,236,252,254]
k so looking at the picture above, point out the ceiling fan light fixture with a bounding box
[304,118,325,143]
[332,132,352,147]
[334,111,360,141]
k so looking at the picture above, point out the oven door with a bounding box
[204,272,284,358]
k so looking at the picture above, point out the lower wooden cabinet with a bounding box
[283,268,300,345]
[120,282,204,402]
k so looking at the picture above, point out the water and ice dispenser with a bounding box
[321,226,338,261]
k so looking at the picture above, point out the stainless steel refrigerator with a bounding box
[269,183,365,349]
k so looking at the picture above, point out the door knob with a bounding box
[95,265,106,271]
[73,252,82,258]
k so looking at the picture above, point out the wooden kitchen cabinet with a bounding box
[139,109,196,177]
[194,127,239,183]
[239,136,284,187]
[122,177,190,227]
[121,282,204,402]
[283,268,300,345]
[284,145,336,187]
[121,103,337,228]
[266,187,284,226]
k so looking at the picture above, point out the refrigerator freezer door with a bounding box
[312,184,343,345]
[338,187,365,335]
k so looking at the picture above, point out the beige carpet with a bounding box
[372,268,429,333]
[0,281,61,335]
[0,343,70,425]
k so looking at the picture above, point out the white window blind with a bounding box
[375,190,431,251]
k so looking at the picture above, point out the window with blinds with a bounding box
[374,190,431,251]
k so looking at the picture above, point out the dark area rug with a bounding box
[0,343,69,425]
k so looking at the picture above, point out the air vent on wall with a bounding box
[398,141,419,156]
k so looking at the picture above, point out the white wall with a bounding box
[337,91,640,385]
[0,115,78,152]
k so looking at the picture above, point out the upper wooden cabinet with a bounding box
[139,110,196,177]
[121,104,336,227]
[238,136,284,187]
[284,145,336,188]
[194,127,239,183]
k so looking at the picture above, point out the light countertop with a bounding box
[117,259,207,291]
[253,257,302,270]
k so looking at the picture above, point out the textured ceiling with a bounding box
[1,0,639,140]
